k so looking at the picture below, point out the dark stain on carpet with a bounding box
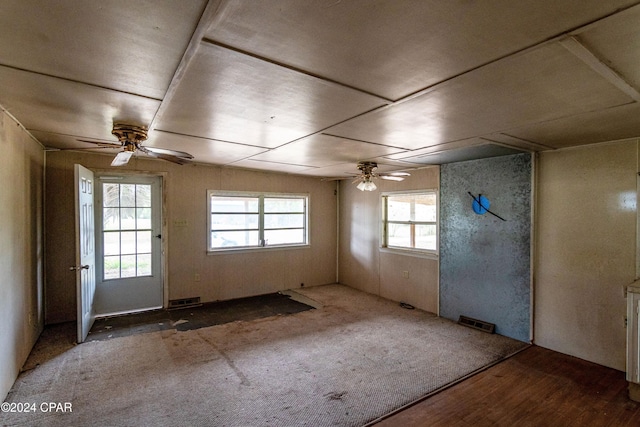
[88,292,313,341]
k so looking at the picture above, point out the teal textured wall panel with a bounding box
[440,153,531,342]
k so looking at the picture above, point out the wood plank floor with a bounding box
[376,345,640,426]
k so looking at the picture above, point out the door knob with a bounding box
[69,265,90,271]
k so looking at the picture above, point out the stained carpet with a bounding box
[87,291,315,341]
[2,284,528,427]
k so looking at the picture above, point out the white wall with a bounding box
[535,140,638,370]
[0,109,44,401]
[338,167,439,313]
[45,150,337,323]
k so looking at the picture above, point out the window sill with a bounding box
[379,246,439,260]
[208,244,310,255]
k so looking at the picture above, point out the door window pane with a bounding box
[104,232,120,256]
[120,255,137,278]
[120,208,136,230]
[137,208,152,229]
[137,231,151,253]
[137,254,152,276]
[104,256,120,279]
[121,231,136,255]
[103,208,120,230]
[120,184,136,207]
[103,183,120,207]
[136,185,151,207]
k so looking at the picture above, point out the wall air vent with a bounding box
[458,315,495,334]
[168,297,201,310]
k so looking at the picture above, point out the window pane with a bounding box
[264,198,304,213]
[136,185,151,207]
[211,213,259,230]
[121,207,136,230]
[211,196,259,213]
[388,223,411,248]
[103,208,120,230]
[415,224,437,250]
[264,213,304,229]
[120,255,136,278]
[103,183,120,207]
[210,230,259,248]
[104,256,120,279]
[121,231,136,255]
[120,184,136,207]
[414,194,437,221]
[388,197,411,221]
[137,231,151,253]
[104,232,120,256]
[265,229,304,245]
[137,253,152,276]
[137,208,152,229]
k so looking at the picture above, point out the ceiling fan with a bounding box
[352,161,411,191]
[80,123,194,166]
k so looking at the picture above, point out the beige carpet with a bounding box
[2,284,528,427]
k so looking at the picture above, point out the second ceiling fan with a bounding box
[354,161,410,191]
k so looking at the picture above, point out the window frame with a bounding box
[207,190,310,253]
[381,189,438,257]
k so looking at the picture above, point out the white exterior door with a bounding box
[94,175,163,316]
[74,164,97,343]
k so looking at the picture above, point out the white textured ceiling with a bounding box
[1,0,640,177]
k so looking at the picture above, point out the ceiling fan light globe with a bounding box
[365,181,377,191]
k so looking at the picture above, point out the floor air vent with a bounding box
[458,315,495,333]
[168,297,201,309]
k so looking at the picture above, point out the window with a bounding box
[208,191,308,251]
[382,191,437,253]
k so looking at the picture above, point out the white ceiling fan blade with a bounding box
[380,175,405,182]
[144,146,194,159]
[111,151,133,166]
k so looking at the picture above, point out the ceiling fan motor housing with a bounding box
[111,124,148,146]
[357,161,378,176]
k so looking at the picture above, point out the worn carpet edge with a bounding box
[363,343,533,426]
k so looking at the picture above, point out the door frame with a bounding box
[93,170,169,311]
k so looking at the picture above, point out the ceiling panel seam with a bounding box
[200,37,393,103]
[485,135,556,151]
[256,104,395,152]
[153,128,272,150]
[0,63,163,102]
[320,133,411,151]
[149,0,225,131]
[567,2,640,36]
[559,36,640,102]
